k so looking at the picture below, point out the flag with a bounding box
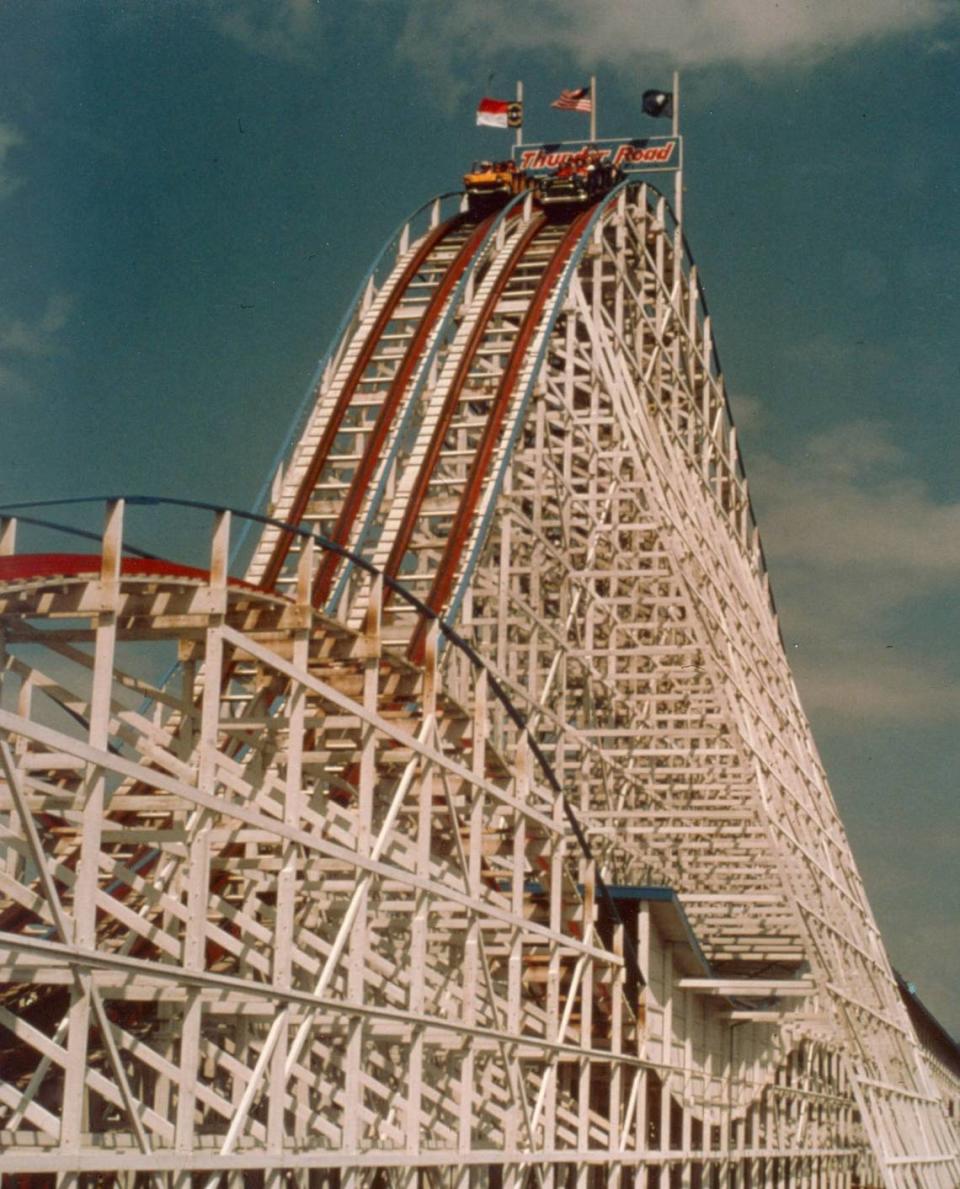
[551,86,592,114]
[476,97,521,128]
[642,89,674,119]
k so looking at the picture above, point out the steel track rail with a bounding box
[444,184,631,634]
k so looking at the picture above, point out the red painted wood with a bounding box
[259,213,469,593]
[381,214,549,604]
[0,553,269,595]
[311,214,497,606]
[407,207,596,663]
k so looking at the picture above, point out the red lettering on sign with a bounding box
[517,138,678,173]
[613,142,677,167]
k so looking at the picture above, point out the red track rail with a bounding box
[379,214,551,607]
[259,212,471,593]
[407,206,597,663]
[0,553,267,594]
[311,214,497,607]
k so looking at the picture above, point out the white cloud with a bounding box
[395,0,953,73]
[754,421,960,573]
[790,650,960,725]
[0,361,32,403]
[785,333,896,377]
[925,35,960,55]
[749,420,960,725]
[0,121,24,201]
[728,392,764,430]
[0,294,72,358]
[0,294,73,403]
[208,0,323,64]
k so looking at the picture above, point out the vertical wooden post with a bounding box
[60,499,122,1166]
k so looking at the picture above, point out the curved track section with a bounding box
[0,180,957,1186]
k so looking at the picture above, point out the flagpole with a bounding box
[516,79,523,150]
[590,74,597,141]
[672,69,682,226]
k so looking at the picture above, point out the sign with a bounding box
[513,136,680,175]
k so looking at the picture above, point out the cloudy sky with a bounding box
[1,1,957,1032]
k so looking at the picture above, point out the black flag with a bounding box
[642,89,674,119]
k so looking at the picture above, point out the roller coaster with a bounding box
[0,154,958,1186]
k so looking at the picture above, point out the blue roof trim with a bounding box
[606,885,714,979]
[604,884,677,903]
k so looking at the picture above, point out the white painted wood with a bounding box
[0,180,956,1185]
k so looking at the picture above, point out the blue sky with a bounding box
[1,1,957,1033]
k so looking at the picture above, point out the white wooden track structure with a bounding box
[0,184,957,1187]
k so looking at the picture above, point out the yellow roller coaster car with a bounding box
[463,159,526,213]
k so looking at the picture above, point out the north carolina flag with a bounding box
[476,97,511,128]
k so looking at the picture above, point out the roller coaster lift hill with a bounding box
[1,70,958,1186]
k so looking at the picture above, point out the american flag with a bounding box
[551,86,592,113]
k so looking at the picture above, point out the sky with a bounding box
[0,1,957,1034]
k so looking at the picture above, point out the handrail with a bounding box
[327,191,536,618]
[259,210,474,593]
[234,191,467,567]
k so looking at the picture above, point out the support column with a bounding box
[59,499,122,1182]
